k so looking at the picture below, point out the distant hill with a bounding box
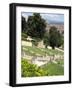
[47,20,64,25]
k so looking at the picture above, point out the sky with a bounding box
[22,12,64,24]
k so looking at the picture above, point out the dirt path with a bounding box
[55,48,64,52]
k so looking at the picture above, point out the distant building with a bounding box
[46,23,64,34]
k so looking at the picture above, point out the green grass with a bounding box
[22,46,64,56]
[40,62,64,76]
[57,60,64,65]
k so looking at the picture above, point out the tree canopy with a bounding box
[26,13,46,40]
[43,32,49,48]
[22,16,27,33]
[49,26,63,49]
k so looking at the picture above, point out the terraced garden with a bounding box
[21,46,64,77]
[22,46,64,56]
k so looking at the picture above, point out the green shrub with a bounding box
[31,40,38,46]
[21,58,46,77]
[21,33,28,40]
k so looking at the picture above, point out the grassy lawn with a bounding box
[40,62,64,76]
[57,59,64,65]
[22,46,64,56]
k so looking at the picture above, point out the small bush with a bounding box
[21,58,46,77]
[31,40,38,46]
[21,33,28,40]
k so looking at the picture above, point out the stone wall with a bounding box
[21,40,32,47]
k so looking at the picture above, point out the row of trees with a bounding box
[22,13,64,49]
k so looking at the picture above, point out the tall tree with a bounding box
[49,26,63,49]
[43,32,49,48]
[26,13,46,40]
[22,16,27,33]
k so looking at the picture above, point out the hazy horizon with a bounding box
[22,12,64,24]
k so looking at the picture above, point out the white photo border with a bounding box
[15,5,70,84]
